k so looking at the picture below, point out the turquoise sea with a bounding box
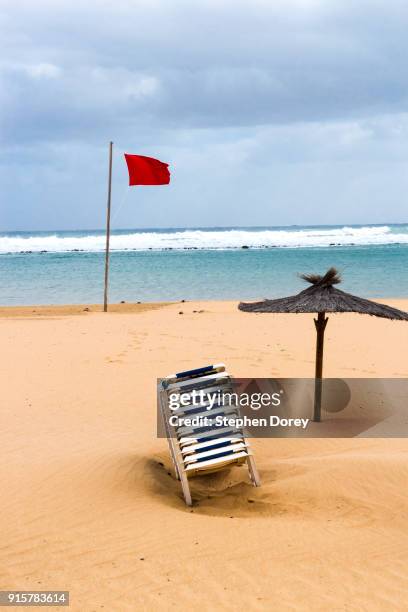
[0,224,407,305]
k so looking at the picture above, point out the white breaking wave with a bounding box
[1,226,407,253]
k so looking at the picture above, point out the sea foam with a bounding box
[1,225,407,254]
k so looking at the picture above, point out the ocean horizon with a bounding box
[1,223,407,305]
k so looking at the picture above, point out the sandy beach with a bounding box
[1,299,408,611]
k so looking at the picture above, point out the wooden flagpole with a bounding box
[103,141,113,312]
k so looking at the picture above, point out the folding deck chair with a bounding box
[158,363,261,506]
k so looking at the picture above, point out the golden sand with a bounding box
[1,300,408,610]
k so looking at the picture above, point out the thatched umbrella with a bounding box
[238,268,408,421]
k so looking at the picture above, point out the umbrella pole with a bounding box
[313,311,328,422]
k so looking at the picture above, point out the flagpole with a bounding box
[103,141,113,312]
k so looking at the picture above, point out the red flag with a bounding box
[124,153,170,186]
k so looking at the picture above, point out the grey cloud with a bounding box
[2,0,408,144]
[1,0,408,229]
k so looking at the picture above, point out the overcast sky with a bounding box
[1,0,408,231]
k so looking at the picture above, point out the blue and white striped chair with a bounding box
[158,364,260,505]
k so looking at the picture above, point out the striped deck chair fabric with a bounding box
[158,363,261,506]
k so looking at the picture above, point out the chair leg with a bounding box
[247,455,261,487]
[174,461,181,481]
[180,471,192,506]
[166,439,181,480]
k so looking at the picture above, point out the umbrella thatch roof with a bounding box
[238,268,408,321]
